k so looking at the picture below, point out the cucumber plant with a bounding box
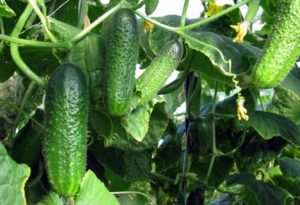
[1,0,300,205]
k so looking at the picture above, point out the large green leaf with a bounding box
[90,139,152,182]
[279,157,300,178]
[267,87,300,125]
[76,170,120,205]
[246,111,300,145]
[0,142,30,205]
[186,31,261,86]
[36,192,63,205]
[226,173,292,205]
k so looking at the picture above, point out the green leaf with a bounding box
[124,103,153,142]
[279,157,300,178]
[90,140,152,181]
[102,99,169,152]
[76,170,120,205]
[246,111,300,145]
[273,175,300,198]
[267,87,300,125]
[52,0,78,26]
[36,192,63,205]
[0,0,15,18]
[227,173,292,205]
[280,67,300,99]
[0,142,30,205]
[192,156,234,188]
[145,0,159,15]
[186,31,261,86]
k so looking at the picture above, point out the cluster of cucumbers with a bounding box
[44,8,183,197]
[43,0,300,197]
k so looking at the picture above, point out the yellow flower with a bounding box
[144,21,154,32]
[236,95,249,121]
[205,2,224,17]
[230,21,249,43]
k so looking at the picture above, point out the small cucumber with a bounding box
[251,0,300,88]
[103,8,139,116]
[44,64,88,197]
[136,40,183,105]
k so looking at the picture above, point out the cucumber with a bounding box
[136,40,183,105]
[44,64,88,197]
[103,8,139,116]
[251,0,300,88]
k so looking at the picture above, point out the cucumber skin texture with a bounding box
[136,40,183,105]
[251,0,300,88]
[104,9,139,116]
[44,64,88,197]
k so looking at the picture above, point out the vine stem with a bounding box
[0,17,4,52]
[135,0,250,32]
[179,54,196,202]
[10,5,47,87]
[180,0,190,27]
[0,34,71,48]
[27,0,58,42]
[135,11,177,32]
[176,0,251,31]
[205,81,219,183]
[71,1,123,44]
[12,81,35,138]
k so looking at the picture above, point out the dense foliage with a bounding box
[1,0,300,204]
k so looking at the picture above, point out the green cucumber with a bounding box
[136,40,183,105]
[251,0,300,88]
[103,8,139,116]
[44,64,88,197]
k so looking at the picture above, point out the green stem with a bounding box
[71,2,123,44]
[0,17,4,53]
[10,5,47,87]
[245,0,260,23]
[180,0,190,27]
[77,0,88,29]
[28,0,58,42]
[135,11,177,32]
[150,172,175,183]
[0,34,71,48]
[205,81,219,183]
[12,82,35,138]
[175,0,251,31]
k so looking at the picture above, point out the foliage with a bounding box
[1,0,300,204]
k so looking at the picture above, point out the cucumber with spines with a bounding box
[44,63,88,197]
[103,8,139,116]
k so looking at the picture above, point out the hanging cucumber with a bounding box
[251,0,300,88]
[103,8,139,116]
[44,64,88,197]
[136,40,183,105]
